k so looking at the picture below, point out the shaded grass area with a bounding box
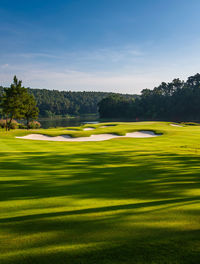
[0,122,200,263]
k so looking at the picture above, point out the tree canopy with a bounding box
[2,73,200,123]
[28,89,137,117]
[0,81,137,120]
[0,76,39,130]
[98,73,200,121]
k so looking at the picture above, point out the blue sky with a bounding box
[0,0,200,93]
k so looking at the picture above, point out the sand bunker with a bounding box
[83,128,95,131]
[170,124,183,127]
[16,131,160,142]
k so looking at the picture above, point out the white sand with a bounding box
[170,124,183,127]
[83,128,95,131]
[16,131,160,142]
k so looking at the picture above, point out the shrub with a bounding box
[28,121,41,129]
[9,120,19,129]
[0,119,19,129]
[0,119,6,128]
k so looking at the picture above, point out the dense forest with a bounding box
[1,73,200,121]
[0,86,137,118]
[98,73,200,121]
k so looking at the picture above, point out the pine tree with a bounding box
[24,93,39,129]
[1,76,28,130]
[1,76,39,130]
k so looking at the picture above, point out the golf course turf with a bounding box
[0,121,200,264]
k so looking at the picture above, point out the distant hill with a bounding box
[0,86,138,117]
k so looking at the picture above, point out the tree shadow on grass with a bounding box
[0,151,200,202]
[0,196,200,224]
[1,227,200,264]
[1,151,200,263]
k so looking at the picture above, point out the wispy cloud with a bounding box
[78,46,143,63]
[2,45,143,66]
[0,45,199,93]
[0,63,168,93]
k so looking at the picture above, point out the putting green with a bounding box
[0,122,200,264]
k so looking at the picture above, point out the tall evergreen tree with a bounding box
[1,76,39,130]
[23,93,39,129]
[1,76,28,130]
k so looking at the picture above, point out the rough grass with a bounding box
[0,122,200,264]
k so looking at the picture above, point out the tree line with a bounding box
[0,86,137,118]
[28,89,137,117]
[0,76,38,130]
[98,73,200,121]
[3,73,199,125]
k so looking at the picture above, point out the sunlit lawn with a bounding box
[0,122,200,264]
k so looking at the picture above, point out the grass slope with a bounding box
[0,122,200,264]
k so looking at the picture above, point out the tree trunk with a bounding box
[8,117,13,131]
[26,118,29,130]
[5,117,8,131]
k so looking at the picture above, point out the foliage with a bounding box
[0,76,39,130]
[98,95,135,118]
[0,84,137,118]
[0,119,19,129]
[0,76,28,130]
[23,93,39,128]
[18,123,27,129]
[28,89,137,117]
[28,120,41,129]
[0,119,6,128]
[9,119,19,129]
[98,73,200,121]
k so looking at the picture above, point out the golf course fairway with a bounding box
[0,121,200,264]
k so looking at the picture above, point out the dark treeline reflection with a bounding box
[39,116,100,129]
[98,73,200,121]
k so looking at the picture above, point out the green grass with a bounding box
[0,121,200,264]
